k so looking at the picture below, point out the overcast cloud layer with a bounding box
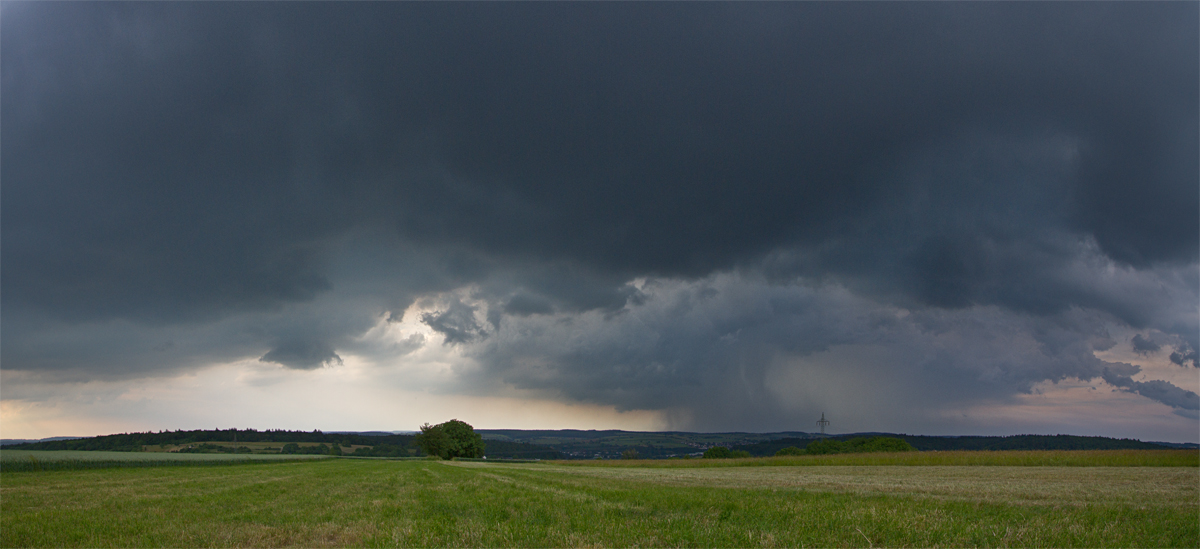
[3,3,1197,438]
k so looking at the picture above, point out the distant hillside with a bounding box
[476,429,1194,458]
[1148,441,1200,449]
[478,429,816,459]
[3,429,560,459]
[7,429,1191,458]
[0,436,84,446]
[732,434,1194,456]
[895,434,1184,452]
[477,440,562,460]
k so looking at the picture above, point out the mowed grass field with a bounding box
[1,451,1196,548]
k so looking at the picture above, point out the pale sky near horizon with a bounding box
[3,2,1197,442]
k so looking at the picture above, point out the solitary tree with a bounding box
[415,419,485,459]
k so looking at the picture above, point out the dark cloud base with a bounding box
[2,3,1196,433]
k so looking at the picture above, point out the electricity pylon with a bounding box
[816,413,830,436]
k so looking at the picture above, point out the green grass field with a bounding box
[0,450,330,472]
[2,451,1196,547]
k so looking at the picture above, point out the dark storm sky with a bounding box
[3,2,1197,433]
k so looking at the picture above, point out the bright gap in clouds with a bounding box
[0,358,668,440]
[0,301,675,439]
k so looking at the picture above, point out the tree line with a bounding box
[5,424,566,459]
[701,437,915,458]
[774,436,916,455]
[6,429,418,452]
[731,433,1172,456]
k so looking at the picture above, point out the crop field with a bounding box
[141,441,286,453]
[551,449,1199,468]
[2,451,1196,548]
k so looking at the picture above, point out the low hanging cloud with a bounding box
[1131,334,1162,355]
[437,271,1198,431]
[1170,346,1200,369]
[420,299,488,345]
[260,341,342,370]
[1102,363,1200,418]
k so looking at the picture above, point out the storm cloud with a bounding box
[2,3,1196,434]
